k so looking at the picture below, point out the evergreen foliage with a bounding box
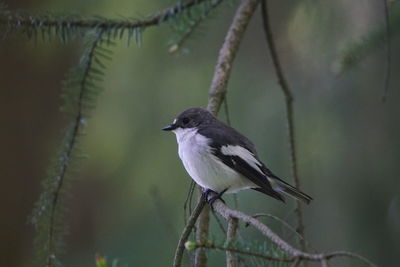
[30,30,113,267]
[0,1,228,266]
[168,0,226,54]
[340,2,400,71]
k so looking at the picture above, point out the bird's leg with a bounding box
[201,188,214,202]
[207,188,228,207]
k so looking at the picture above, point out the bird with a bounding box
[162,107,312,205]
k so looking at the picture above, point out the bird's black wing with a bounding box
[198,125,285,202]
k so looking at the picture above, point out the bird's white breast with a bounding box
[173,127,255,193]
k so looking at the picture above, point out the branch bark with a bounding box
[173,200,206,267]
[194,196,210,267]
[174,1,260,266]
[1,0,213,36]
[226,217,238,267]
[211,196,377,267]
[260,0,306,251]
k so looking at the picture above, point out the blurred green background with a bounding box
[1,0,399,266]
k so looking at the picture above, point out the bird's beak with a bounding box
[162,124,177,131]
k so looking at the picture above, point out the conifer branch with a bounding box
[0,0,219,43]
[168,0,224,54]
[260,0,306,251]
[340,3,400,72]
[31,30,111,267]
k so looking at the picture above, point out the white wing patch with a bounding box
[220,145,264,175]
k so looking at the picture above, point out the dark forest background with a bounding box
[1,0,399,266]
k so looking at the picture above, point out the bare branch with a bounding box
[192,1,261,266]
[190,240,293,262]
[260,0,306,250]
[207,0,260,115]
[211,210,227,234]
[210,197,378,267]
[248,213,304,242]
[195,195,210,267]
[226,217,238,267]
[291,257,301,267]
[320,258,329,267]
[173,199,206,267]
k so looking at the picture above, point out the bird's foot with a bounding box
[202,188,228,209]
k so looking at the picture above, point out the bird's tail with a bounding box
[269,177,312,204]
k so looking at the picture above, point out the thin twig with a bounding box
[260,0,306,251]
[149,186,177,242]
[173,199,206,267]
[320,258,329,267]
[226,217,239,267]
[291,257,301,267]
[211,209,227,234]
[195,192,210,267]
[324,251,378,267]
[192,241,293,262]
[184,180,196,223]
[209,196,377,267]
[248,213,304,242]
[381,0,391,102]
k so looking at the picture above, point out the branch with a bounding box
[33,30,107,267]
[173,199,206,267]
[226,217,239,267]
[260,0,306,250]
[207,0,260,115]
[174,1,260,266]
[195,194,210,267]
[248,213,305,242]
[187,240,293,262]
[211,197,378,267]
[0,0,215,41]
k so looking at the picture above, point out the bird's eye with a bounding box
[182,117,190,125]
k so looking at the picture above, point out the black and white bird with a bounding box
[163,107,312,204]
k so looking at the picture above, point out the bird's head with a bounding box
[162,107,213,132]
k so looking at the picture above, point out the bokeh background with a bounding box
[1,0,399,266]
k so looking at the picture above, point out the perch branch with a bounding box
[210,197,377,267]
[197,0,260,265]
[260,0,306,250]
[174,1,260,266]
